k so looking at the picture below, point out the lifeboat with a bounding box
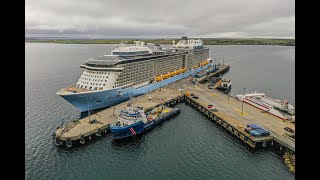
[162,74,169,79]
[169,71,176,77]
[193,65,198,69]
[155,76,162,82]
[175,69,182,75]
[200,62,204,66]
[204,61,208,65]
[180,67,187,73]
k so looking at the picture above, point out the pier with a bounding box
[54,64,294,154]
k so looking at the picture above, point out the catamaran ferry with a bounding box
[57,36,213,112]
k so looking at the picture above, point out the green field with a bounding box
[25,38,295,46]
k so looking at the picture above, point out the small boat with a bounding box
[110,104,180,139]
[216,79,232,93]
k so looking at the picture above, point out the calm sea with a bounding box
[25,43,295,180]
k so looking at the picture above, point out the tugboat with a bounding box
[216,79,232,93]
[110,104,180,139]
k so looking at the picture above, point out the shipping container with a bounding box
[247,124,261,129]
[255,128,270,136]
[245,127,253,133]
[249,130,261,137]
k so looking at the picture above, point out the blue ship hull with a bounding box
[59,64,211,112]
[110,120,145,139]
[110,108,180,139]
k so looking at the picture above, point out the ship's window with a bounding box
[94,87,97,90]
[103,84,105,86]
[85,86,87,88]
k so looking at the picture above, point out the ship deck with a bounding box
[58,85,90,95]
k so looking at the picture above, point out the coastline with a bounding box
[25,38,295,46]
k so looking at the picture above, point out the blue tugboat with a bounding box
[110,105,180,139]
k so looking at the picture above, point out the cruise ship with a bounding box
[57,36,213,112]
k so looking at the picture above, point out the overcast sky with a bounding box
[25,0,295,38]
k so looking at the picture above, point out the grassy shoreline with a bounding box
[25,38,295,46]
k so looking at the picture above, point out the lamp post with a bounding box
[241,88,245,115]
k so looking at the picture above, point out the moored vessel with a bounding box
[110,105,180,139]
[236,91,294,120]
[216,79,232,93]
[57,36,213,112]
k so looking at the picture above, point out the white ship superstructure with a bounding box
[236,91,295,120]
[57,36,212,112]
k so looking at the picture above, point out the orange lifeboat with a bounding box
[169,71,176,77]
[162,74,169,79]
[175,69,182,75]
[180,67,187,73]
[155,76,162,82]
[193,65,199,69]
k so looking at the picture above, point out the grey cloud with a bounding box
[25,0,294,38]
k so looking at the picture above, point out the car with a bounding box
[192,96,199,99]
[208,105,217,111]
[284,127,294,133]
